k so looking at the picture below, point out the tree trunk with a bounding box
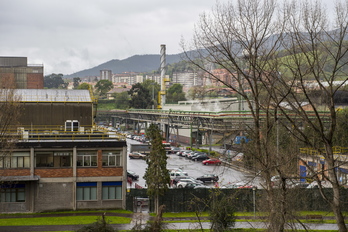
[154,195,159,215]
[327,159,347,232]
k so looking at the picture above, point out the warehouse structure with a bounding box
[0,89,127,213]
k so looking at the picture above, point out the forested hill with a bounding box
[63,53,184,78]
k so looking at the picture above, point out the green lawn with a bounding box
[0,209,132,217]
[0,216,131,226]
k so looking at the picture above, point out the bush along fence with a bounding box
[126,188,348,213]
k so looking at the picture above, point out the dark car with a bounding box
[196,174,219,183]
[191,153,209,161]
[127,170,139,180]
[169,147,181,154]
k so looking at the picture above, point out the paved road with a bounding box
[126,139,261,189]
[0,219,339,231]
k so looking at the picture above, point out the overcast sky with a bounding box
[0,0,335,75]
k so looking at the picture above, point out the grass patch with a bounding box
[0,216,131,226]
[159,211,265,218]
[0,209,132,217]
[159,212,209,218]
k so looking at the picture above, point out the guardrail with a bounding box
[6,125,126,141]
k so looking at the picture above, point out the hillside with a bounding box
[63,53,185,78]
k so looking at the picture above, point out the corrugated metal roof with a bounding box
[0,89,92,102]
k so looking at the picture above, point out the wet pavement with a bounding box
[127,139,262,189]
[0,211,340,231]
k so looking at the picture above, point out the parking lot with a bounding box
[126,139,261,189]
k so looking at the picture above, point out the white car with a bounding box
[170,171,188,179]
[176,179,201,188]
[307,181,332,188]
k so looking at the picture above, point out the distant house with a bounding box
[106,88,130,100]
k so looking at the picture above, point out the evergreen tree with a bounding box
[143,124,170,214]
[166,83,186,104]
[128,83,152,109]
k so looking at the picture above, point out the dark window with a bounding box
[0,184,25,202]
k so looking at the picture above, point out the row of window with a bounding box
[0,151,122,168]
[0,182,122,202]
[76,182,122,200]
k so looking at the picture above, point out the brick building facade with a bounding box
[0,57,44,89]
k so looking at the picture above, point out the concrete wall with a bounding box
[34,182,74,212]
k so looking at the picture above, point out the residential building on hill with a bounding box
[100,70,112,82]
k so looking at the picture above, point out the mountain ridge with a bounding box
[63,53,184,78]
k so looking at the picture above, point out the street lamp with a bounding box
[252,186,257,218]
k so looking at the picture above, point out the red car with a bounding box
[202,158,221,165]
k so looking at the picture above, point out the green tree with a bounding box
[114,91,130,109]
[95,80,113,98]
[142,80,160,108]
[128,83,152,109]
[44,73,68,89]
[143,124,170,214]
[166,84,186,104]
[77,83,92,90]
[73,77,81,89]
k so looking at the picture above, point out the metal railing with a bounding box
[7,125,126,142]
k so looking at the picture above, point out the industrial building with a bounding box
[0,89,127,213]
[0,57,44,89]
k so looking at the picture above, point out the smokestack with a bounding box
[160,44,166,108]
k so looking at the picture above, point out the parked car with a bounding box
[172,176,203,186]
[292,182,310,188]
[169,171,188,179]
[176,150,190,157]
[191,153,209,161]
[196,174,219,183]
[306,181,332,188]
[128,152,146,159]
[168,168,188,175]
[177,179,202,188]
[183,182,207,189]
[202,158,222,165]
[181,150,192,157]
[169,147,181,154]
[221,182,254,189]
[127,170,139,180]
[186,151,198,159]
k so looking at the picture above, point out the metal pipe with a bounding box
[160,44,166,108]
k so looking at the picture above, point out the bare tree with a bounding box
[270,1,348,231]
[0,88,21,177]
[182,0,348,231]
